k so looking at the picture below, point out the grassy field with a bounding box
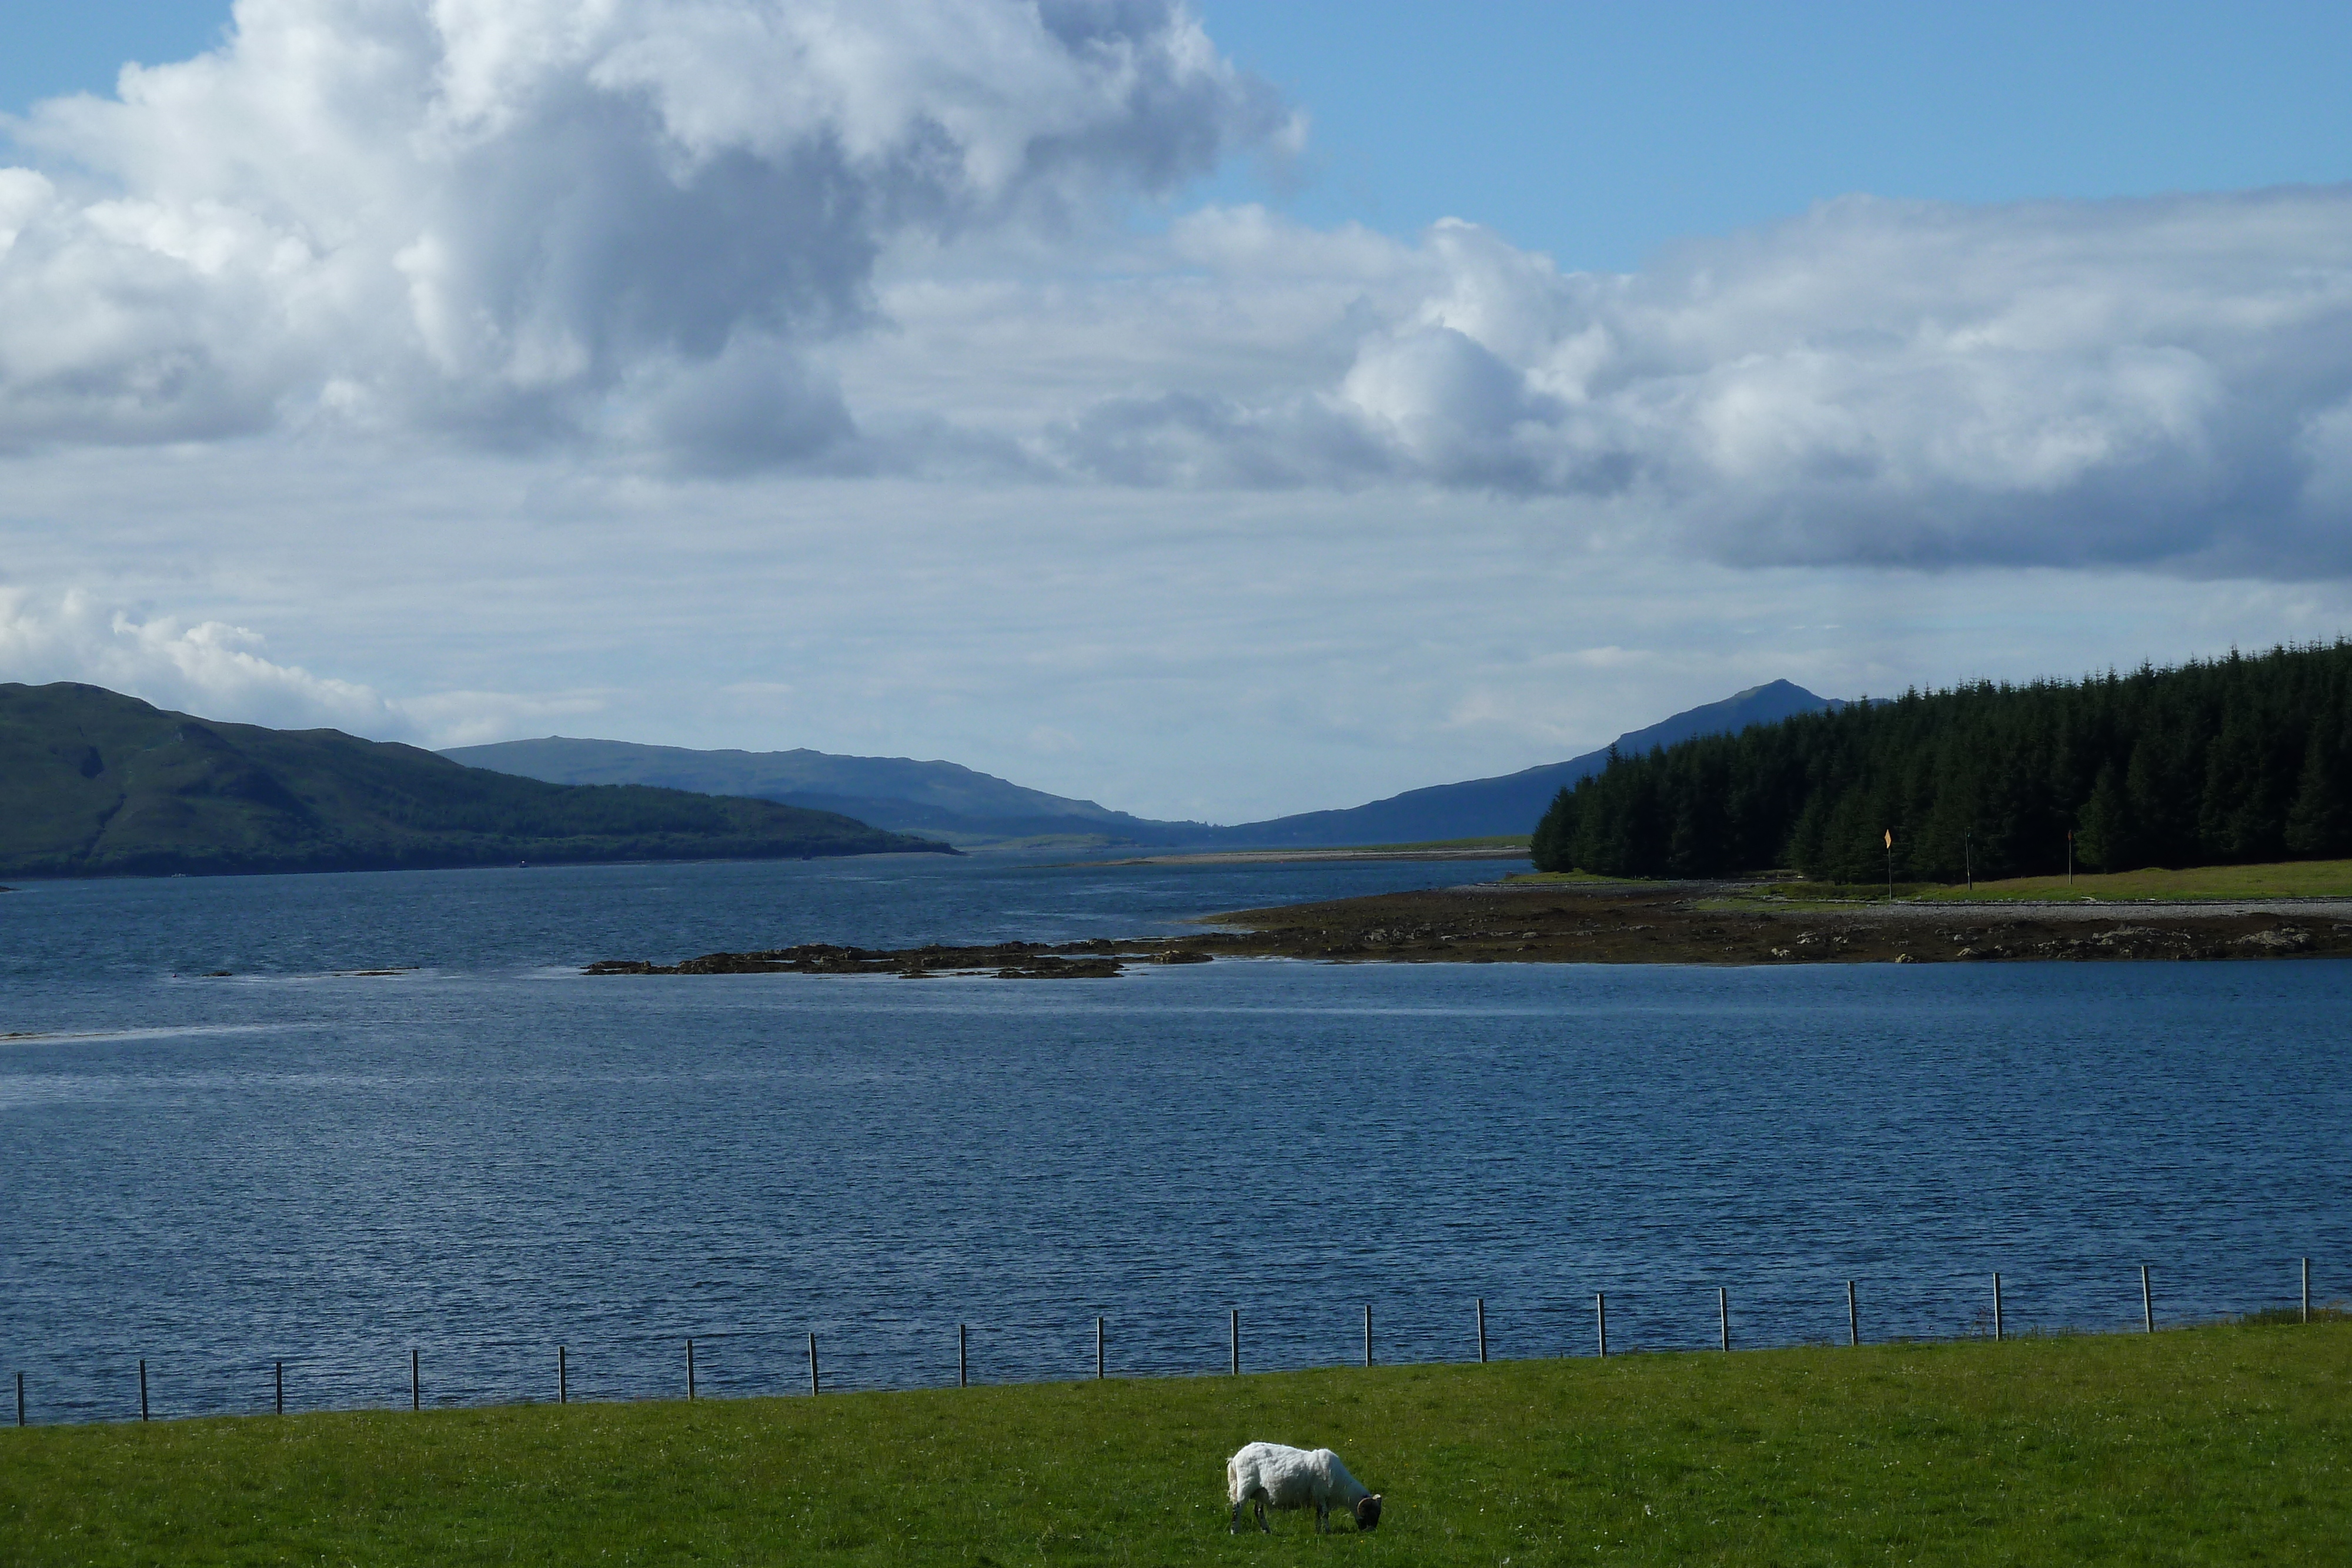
[5,1323,2347,1565]
[1665,860,2352,905]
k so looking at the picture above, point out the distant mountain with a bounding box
[447,680,1839,851]
[441,736,1206,847]
[1197,681,1844,848]
[0,683,949,878]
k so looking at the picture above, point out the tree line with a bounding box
[1529,641,2352,882]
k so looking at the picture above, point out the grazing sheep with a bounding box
[1226,1441,1382,1533]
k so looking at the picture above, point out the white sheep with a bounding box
[1226,1441,1383,1533]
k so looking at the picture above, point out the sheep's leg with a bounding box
[1256,1499,1269,1534]
[1317,1502,1329,1533]
[1228,1498,1242,1534]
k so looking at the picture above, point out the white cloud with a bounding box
[0,0,1282,456]
[0,587,409,733]
[0,586,611,748]
[1004,194,2352,573]
[4,5,2347,577]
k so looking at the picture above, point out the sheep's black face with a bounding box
[1356,1496,1382,1530]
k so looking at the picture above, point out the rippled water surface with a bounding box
[4,854,2348,1423]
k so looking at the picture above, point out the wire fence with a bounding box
[8,1255,2337,1429]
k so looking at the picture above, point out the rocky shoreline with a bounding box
[584,880,2352,977]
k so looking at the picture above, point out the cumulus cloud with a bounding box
[0,587,612,746]
[0,0,1285,457]
[0,587,412,733]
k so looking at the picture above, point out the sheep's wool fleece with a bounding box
[1226,1442,1369,1510]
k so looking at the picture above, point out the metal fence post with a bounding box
[140,1359,149,1421]
[275,1360,284,1416]
[1847,1281,1859,1347]
[1596,1292,1607,1358]
[410,1349,419,1412]
[1993,1273,2004,1342]
[958,1324,968,1388]
[808,1333,820,1396]
[1230,1309,1238,1376]
[2302,1258,2310,1325]
[2141,1265,2153,1333]
[1719,1288,1730,1352]
[1095,1316,1105,1380]
[686,1339,696,1401]
[1476,1298,1488,1363]
[1362,1304,1371,1368]
[558,1345,568,1405]
[16,1370,24,1427]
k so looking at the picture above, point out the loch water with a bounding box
[4,854,2349,1425]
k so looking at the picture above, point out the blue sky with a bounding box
[2,2,2350,819]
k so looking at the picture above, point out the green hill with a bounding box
[1535,641,2352,882]
[0,683,951,878]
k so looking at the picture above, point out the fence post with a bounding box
[1596,1292,1607,1359]
[1363,1304,1372,1368]
[410,1349,419,1412]
[959,1324,968,1388]
[275,1360,284,1416]
[1476,1298,1488,1364]
[1992,1273,2003,1342]
[1719,1288,1730,1352]
[1847,1281,1859,1347]
[1096,1316,1105,1381]
[2141,1265,2153,1333]
[808,1333,820,1396]
[16,1370,24,1427]
[2302,1258,2310,1325]
[558,1345,569,1405]
[1230,1309,1239,1377]
[687,1339,696,1401]
[141,1358,149,1421]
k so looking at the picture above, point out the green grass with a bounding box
[5,1323,2348,1564]
[1675,859,2352,907]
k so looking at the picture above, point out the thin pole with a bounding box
[17,1370,25,1427]
[1362,1304,1372,1368]
[141,1358,149,1421]
[1230,1309,1239,1377]
[958,1324,967,1388]
[1992,1273,2003,1342]
[558,1345,568,1405]
[275,1360,284,1416]
[2303,1258,2311,1325]
[1476,1298,1488,1364]
[1596,1292,1608,1359]
[1719,1287,1730,1352]
[808,1333,820,1396]
[1096,1316,1105,1380]
[1847,1281,1859,1347]
[410,1349,419,1412]
[2141,1265,2153,1333]
[686,1338,696,1401]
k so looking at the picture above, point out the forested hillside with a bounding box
[1530,643,2352,882]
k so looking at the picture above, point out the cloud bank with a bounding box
[1,1,2348,577]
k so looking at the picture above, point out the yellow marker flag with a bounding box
[1883,829,1892,849]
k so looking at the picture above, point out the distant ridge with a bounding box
[440,736,1204,847]
[447,680,1840,850]
[1194,680,1843,848]
[0,683,948,878]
